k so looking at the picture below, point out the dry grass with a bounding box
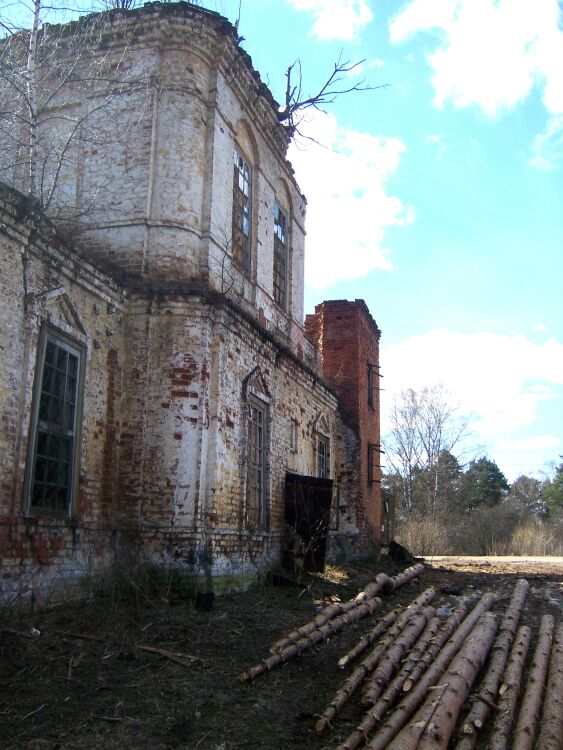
[1,557,561,750]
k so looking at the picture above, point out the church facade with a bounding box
[0,3,383,606]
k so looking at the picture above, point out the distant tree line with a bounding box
[383,386,563,556]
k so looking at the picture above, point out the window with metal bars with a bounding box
[247,397,267,526]
[317,434,330,479]
[27,328,84,515]
[273,201,288,309]
[232,148,252,273]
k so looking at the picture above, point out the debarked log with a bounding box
[240,596,383,683]
[455,578,529,750]
[360,606,436,707]
[386,612,498,750]
[336,592,496,750]
[512,614,556,750]
[269,572,393,654]
[486,624,531,750]
[536,620,563,750]
[315,590,436,733]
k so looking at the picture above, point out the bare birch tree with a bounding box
[0,0,147,216]
[384,385,472,519]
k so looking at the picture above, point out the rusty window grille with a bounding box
[317,434,330,479]
[27,329,84,515]
[247,397,267,526]
[232,149,252,273]
[273,202,288,309]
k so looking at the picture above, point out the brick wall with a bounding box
[306,299,383,550]
[0,185,125,607]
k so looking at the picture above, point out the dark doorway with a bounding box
[283,472,333,573]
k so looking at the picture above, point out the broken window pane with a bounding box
[247,398,267,526]
[317,435,330,479]
[232,148,252,273]
[28,331,83,515]
[273,202,288,310]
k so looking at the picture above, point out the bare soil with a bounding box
[1,556,561,750]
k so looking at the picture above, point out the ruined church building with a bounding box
[0,2,384,605]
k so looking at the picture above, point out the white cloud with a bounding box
[533,323,548,333]
[389,1,563,127]
[288,0,373,40]
[381,330,563,441]
[288,111,412,288]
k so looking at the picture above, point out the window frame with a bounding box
[24,325,85,519]
[232,147,253,274]
[289,418,298,453]
[273,200,289,311]
[367,363,378,408]
[246,395,269,528]
[316,433,330,479]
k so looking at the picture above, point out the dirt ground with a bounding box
[1,555,561,750]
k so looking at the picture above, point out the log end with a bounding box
[239,671,250,684]
[377,573,394,594]
[315,717,329,734]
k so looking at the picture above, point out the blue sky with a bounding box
[8,0,563,481]
[218,0,563,481]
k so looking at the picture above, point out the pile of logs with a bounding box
[239,564,424,683]
[240,568,563,749]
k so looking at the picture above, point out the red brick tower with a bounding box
[305,299,382,547]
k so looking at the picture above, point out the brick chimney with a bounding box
[305,299,382,542]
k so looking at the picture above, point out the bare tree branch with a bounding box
[277,53,387,137]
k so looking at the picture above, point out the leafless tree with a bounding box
[0,0,147,215]
[276,54,386,138]
[384,385,472,519]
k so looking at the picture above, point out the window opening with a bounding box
[247,397,267,526]
[289,418,298,453]
[317,434,330,479]
[367,364,379,407]
[28,330,83,515]
[232,149,252,273]
[273,202,288,309]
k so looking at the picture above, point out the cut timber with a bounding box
[486,625,532,750]
[536,620,563,750]
[387,612,498,750]
[338,607,401,670]
[401,603,469,694]
[455,578,529,750]
[269,572,393,654]
[360,606,436,707]
[352,606,467,742]
[337,592,497,750]
[512,614,556,750]
[390,563,424,589]
[315,589,436,734]
[240,596,383,683]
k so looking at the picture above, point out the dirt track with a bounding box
[1,556,562,749]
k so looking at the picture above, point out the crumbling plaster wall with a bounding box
[114,289,342,585]
[0,185,125,606]
[36,5,308,355]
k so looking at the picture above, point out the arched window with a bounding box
[232,147,252,273]
[273,201,288,310]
